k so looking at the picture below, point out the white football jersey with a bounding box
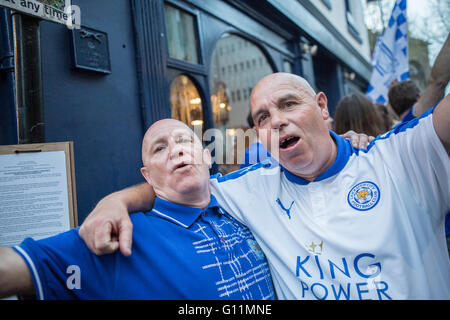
[210,111,450,300]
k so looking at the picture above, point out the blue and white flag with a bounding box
[367,0,409,104]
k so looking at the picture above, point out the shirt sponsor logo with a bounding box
[347,181,380,211]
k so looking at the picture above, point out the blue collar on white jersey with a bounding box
[151,194,222,228]
[281,130,355,185]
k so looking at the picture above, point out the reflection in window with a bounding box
[170,75,203,132]
[209,34,274,174]
[164,4,199,64]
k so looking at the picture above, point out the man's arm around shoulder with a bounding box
[79,182,155,256]
[0,247,34,298]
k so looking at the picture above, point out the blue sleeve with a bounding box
[13,228,117,300]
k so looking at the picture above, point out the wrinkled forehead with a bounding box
[145,122,195,147]
[250,74,316,112]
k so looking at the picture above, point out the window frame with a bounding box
[163,0,205,68]
[344,0,362,44]
[320,0,332,10]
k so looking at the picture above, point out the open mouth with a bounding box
[173,162,191,171]
[279,136,300,149]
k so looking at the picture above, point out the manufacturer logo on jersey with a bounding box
[247,239,265,260]
[347,181,380,211]
[276,198,295,219]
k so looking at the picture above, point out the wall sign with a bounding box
[0,0,73,26]
[72,26,111,74]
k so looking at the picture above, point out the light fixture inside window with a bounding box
[170,75,203,132]
[190,98,202,105]
[191,120,203,126]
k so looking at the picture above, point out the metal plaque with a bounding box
[72,26,111,74]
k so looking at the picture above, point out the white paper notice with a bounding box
[0,151,71,247]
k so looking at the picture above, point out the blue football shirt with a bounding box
[13,195,275,300]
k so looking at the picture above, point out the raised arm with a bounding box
[432,93,450,154]
[0,247,34,298]
[414,34,450,117]
[79,182,155,256]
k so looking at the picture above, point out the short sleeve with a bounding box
[210,161,278,226]
[13,228,116,300]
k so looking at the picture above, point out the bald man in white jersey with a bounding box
[80,73,450,299]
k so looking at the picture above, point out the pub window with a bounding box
[164,3,200,64]
[170,75,204,131]
[209,34,274,174]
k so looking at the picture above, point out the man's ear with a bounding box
[140,167,153,186]
[203,148,212,169]
[316,92,330,119]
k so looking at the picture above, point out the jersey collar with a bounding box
[281,130,355,185]
[151,194,221,228]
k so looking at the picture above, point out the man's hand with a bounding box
[341,130,375,149]
[79,182,155,257]
[0,247,34,298]
[79,194,133,257]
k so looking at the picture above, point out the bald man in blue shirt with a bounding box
[0,119,275,300]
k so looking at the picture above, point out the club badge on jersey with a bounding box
[347,181,381,211]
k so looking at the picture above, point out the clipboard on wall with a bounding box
[0,142,78,247]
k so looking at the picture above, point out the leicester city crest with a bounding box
[347,181,380,211]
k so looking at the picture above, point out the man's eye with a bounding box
[285,101,295,108]
[155,146,165,152]
[258,114,268,125]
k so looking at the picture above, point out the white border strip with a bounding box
[152,209,189,228]
[14,246,44,300]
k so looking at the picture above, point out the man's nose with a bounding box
[169,141,184,160]
[270,110,288,130]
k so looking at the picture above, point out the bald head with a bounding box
[250,73,316,106]
[142,119,194,165]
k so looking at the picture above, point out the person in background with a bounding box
[333,93,386,138]
[375,103,400,131]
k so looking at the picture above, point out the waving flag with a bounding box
[367,0,409,104]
